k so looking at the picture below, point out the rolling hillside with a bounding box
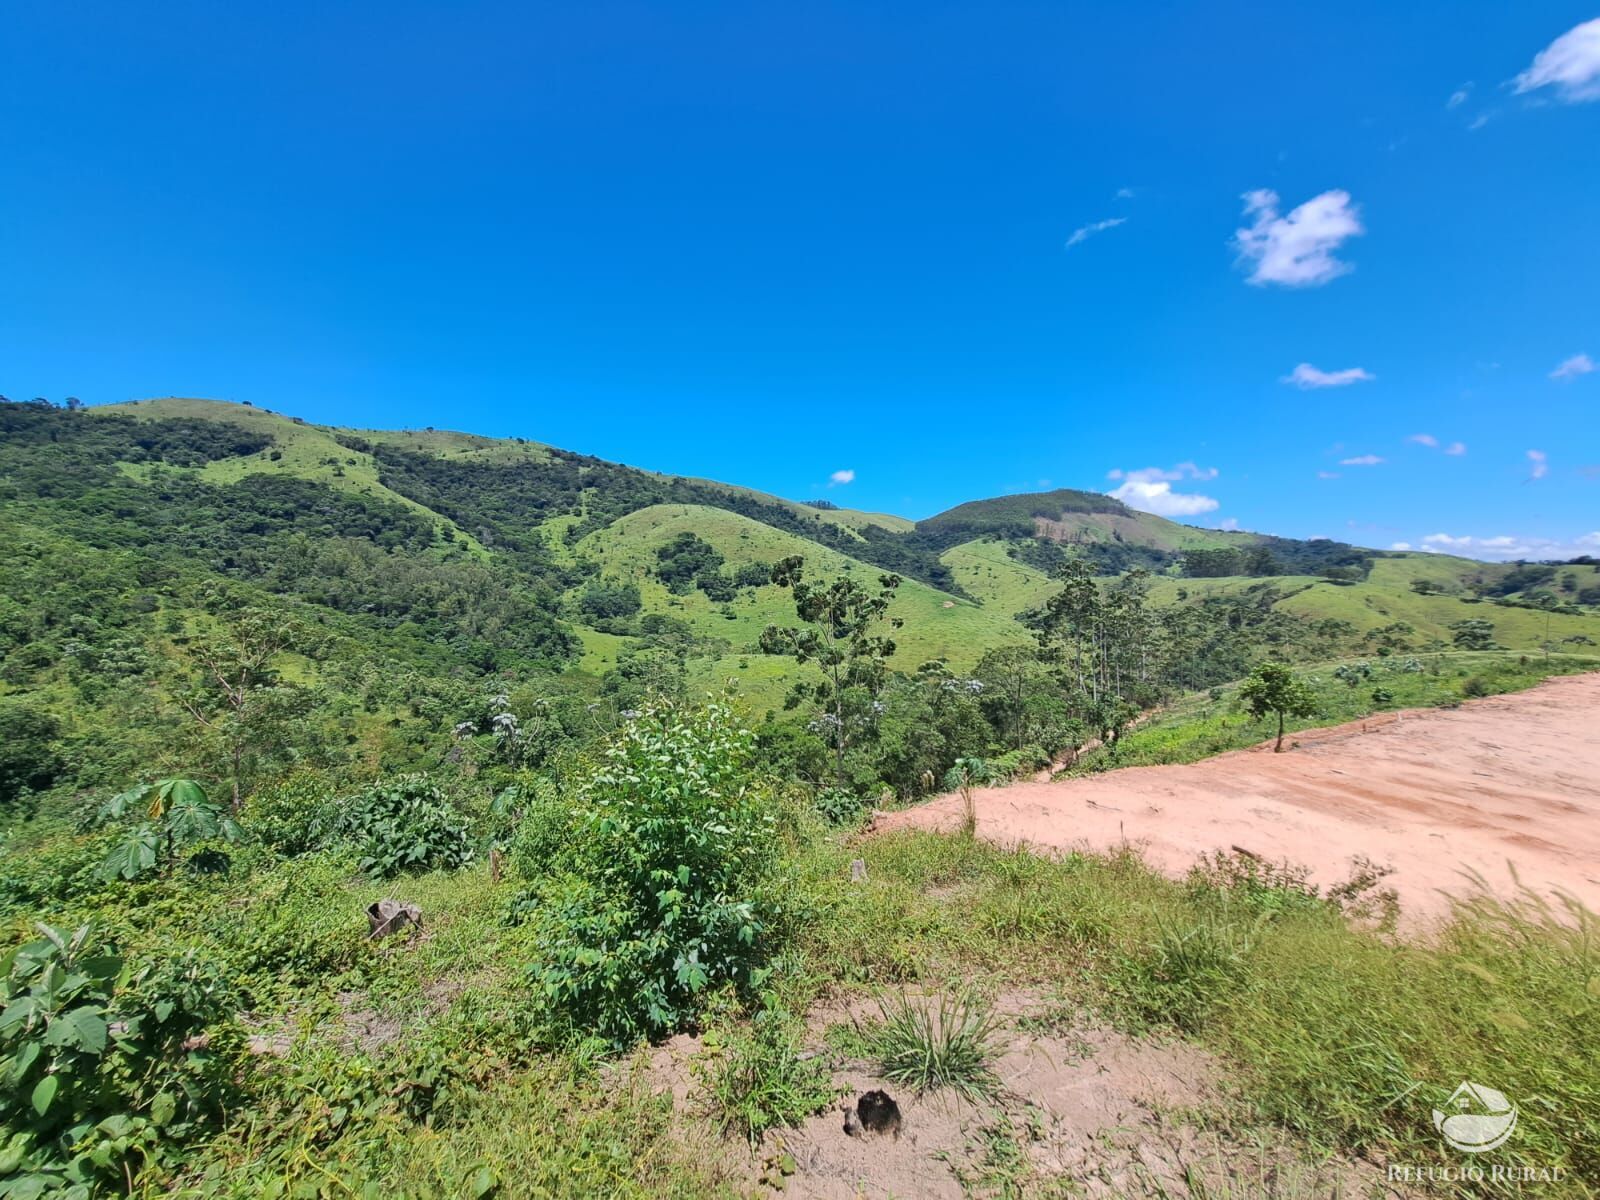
[9,396,1597,705]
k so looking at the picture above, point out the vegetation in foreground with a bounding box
[2,684,1597,1197]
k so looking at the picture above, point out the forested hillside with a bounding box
[3,394,1597,818]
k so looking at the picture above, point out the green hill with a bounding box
[7,395,1595,732]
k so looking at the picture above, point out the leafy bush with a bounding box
[813,786,866,826]
[0,923,240,1196]
[1115,913,1267,1031]
[329,775,474,878]
[94,779,243,881]
[0,705,61,813]
[1461,674,1493,698]
[515,703,783,1047]
[241,772,335,856]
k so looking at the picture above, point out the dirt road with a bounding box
[875,673,1600,927]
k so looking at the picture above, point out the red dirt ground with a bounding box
[875,673,1600,929]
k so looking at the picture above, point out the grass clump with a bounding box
[702,1002,836,1145]
[861,988,1001,1101]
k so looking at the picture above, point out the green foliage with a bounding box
[761,556,903,785]
[240,772,335,856]
[94,779,243,881]
[1450,617,1499,650]
[328,775,474,878]
[860,989,1000,1102]
[0,705,62,814]
[1237,661,1319,751]
[652,532,725,595]
[515,703,784,1047]
[0,922,239,1196]
[703,1003,834,1145]
[1114,912,1267,1031]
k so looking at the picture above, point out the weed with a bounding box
[702,1003,835,1145]
[861,988,1001,1101]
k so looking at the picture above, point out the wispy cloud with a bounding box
[1340,454,1384,467]
[1551,353,1596,380]
[1282,363,1374,389]
[1408,433,1468,455]
[1066,217,1127,248]
[827,469,855,487]
[1234,189,1364,287]
[1317,470,1341,480]
[1412,531,1600,561]
[1527,449,1548,481]
[1447,83,1473,108]
[1105,463,1219,517]
[1114,187,1136,199]
[1514,18,1600,104]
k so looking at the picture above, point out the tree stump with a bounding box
[367,899,423,940]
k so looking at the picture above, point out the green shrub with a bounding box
[1461,674,1493,698]
[1115,912,1267,1031]
[703,1003,834,1144]
[517,703,784,1047]
[813,786,866,826]
[0,923,240,1195]
[330,775,473,878]
[242,772,335,857]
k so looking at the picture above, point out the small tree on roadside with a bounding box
[759,557,902,786]
[1238,661,1318,753]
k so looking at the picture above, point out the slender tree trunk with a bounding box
[1274,710,1285,753]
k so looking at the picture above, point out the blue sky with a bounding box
[2,2,1597,558]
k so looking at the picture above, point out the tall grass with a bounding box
[799,831,1600,1186]
[861,988,1002,1102]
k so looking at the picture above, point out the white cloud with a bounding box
[1527,449,1548,480]
[1115,187,1136,199]
[1108,479,1219,517]
[1551,353,1596,380]
[1409,433,1468,455]
[1514,18,1600,103]
[827,469,855,486]
[1448,84,1473,108]
[1390,541,1413,551]
[1340,454,1384,466]
[1066,217,1127,247]
[1282,363,1374,389]
[1105,463,1220,516]
[1468,112,1492,131]
[1417,531,1600,561]
[1317,470,1341,480]
[1217,517,1241,531]
[1234,189,1364,287]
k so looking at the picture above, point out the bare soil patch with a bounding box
[626,991,1398,1198]
[874,673,1600,928]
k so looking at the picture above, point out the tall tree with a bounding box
[175,607,320,811]
[759,557,902,786]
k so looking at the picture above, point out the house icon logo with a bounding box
[1433,1081,1517,1153]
